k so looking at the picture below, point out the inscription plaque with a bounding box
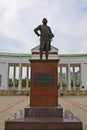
[34,73,54,86]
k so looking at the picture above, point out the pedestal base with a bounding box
[5,117,82,130]
[5,106,82,130]
[24,105,63,117]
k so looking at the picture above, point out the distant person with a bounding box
[34,18,54,59]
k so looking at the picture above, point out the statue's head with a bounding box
[42,18,48,24]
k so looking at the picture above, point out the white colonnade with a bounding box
[58,64,81,91]
[8,63,30,91]
[8,63,81,91]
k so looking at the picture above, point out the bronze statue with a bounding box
[34,18,54,59]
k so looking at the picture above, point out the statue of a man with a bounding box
[34,18,54,59]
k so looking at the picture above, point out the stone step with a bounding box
[24,105,63,117]
[5,117,82,130]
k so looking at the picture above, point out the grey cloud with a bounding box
[0,0,87,54]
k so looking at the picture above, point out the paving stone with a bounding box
[0,96,86,130]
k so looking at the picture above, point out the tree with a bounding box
[22,79,26,88]
[8,79,13,87]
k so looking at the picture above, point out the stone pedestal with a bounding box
[5,59,82,130]
[30,59,59,107]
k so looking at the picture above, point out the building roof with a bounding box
[31,45,58,51]
[59,53,87,57]
[0,52,31,57]
[0,52,87,58]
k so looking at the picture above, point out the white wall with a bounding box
[0,63,8,90]
[82,63,87,90]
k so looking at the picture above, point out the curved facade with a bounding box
[0,49,87,91]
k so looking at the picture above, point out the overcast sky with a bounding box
[0,0,87,54]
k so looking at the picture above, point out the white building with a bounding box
[0,46,87,91]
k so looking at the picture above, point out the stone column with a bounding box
[73,67,76,90]
[79,65,82,89]
[3,62,9,90]
[65,67,67,90]
[67,64,71,91]
[80,63,84,89]
[13,66,16,90]
[26,66,29,89]
[60,66,63,91]
[18,63,22,91]
[66,66,68,90]
[7,64,10,90]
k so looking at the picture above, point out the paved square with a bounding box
[0,96,86,130]
[59,96,87,130]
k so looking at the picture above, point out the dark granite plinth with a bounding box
[25,105,63,117]
[5,109,82,130]
[5,116,82,130]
